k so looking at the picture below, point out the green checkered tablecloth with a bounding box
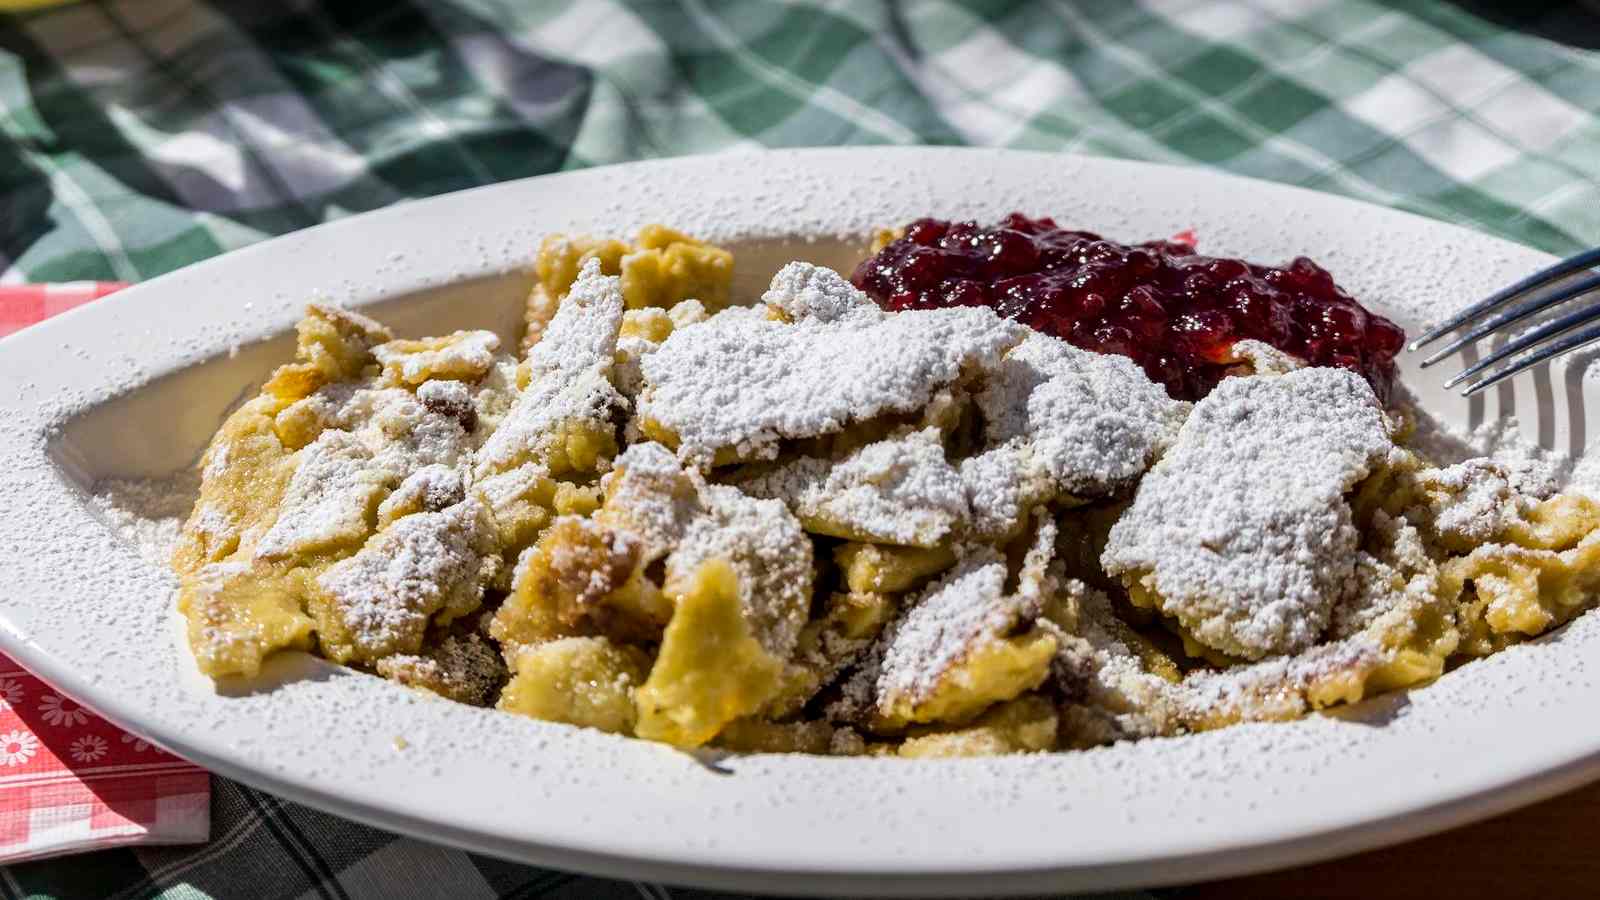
[5,0,1600,897]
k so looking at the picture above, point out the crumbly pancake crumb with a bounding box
[761,261,877,323]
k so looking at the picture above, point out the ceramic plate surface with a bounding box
[2,149,1597,896]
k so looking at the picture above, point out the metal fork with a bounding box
[1411,247,1600,395]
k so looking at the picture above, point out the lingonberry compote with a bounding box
[850,213,1405,402]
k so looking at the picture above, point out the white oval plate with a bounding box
[2,149,1597,896]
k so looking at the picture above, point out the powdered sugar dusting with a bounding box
[735,427,968,547]
[477,259,624,474]
[876,549,1013,706]
[761,261,877,323]
[1413,458,1549,545]
[91,472,199,567]
[255,431,387,560]
[639,265,1024,465]
[975,332,1188,498]
[1103,368,1395,659]
[599,442,813,658]
[315,498,489,659]
[671,485,814,659]
[374,329,500,384]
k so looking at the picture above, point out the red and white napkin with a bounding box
[0,282,211,863]
[0,281,126,338]
[0,653,208,863]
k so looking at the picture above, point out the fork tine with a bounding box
[1460,314,1600,396]
[1443,299,1600,387]
[1408,245,1600,351]
[1420,271,1600,367]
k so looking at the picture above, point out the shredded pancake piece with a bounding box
[735,427,968,547]
[496,442,815,663]
[477,258,625,476]
[975,332,1190,499]
[1226,339,1306,377]
[374,329,500,385]
[254,430,389,561]
[637,264,1023,465]
[312,498,494,664]
[376,464,467,529]
[1405,457,1567,551]
[662,481,815,660]
[1048,580,1184,747]
[1102,368,1396,660]
[281,381,482,478]
[833,513,1059,728]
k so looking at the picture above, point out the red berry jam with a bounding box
[850,213,1404,402]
